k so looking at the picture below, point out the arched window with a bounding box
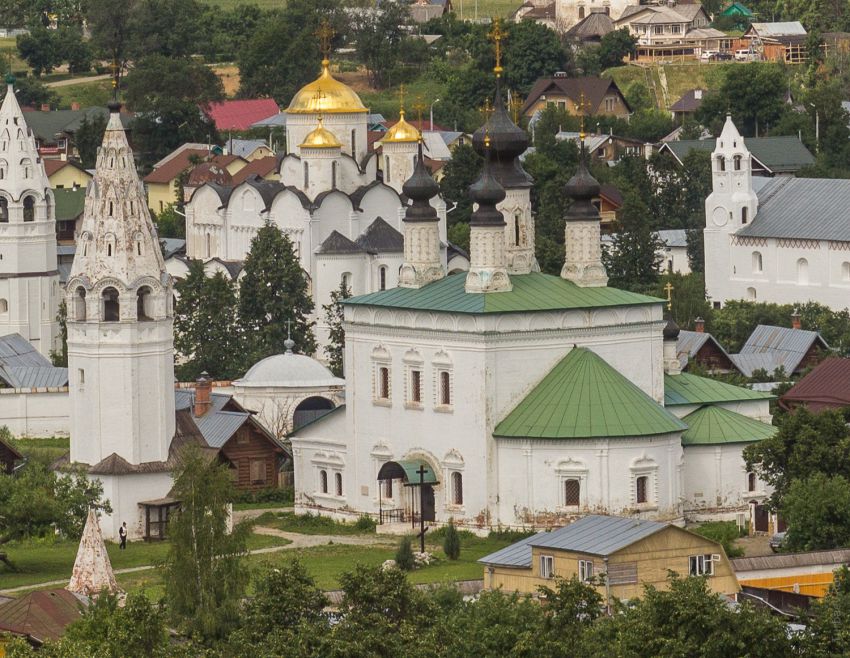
[564,479,580,506]
[136,286,153,321]
[747,287,757,301]
[341,272,352,291]
[379,266,387,291]
[752,251,762,273]
[514,212,522,246]
[0,299,7,314]
[439,371,451,406]
[102,287,120,321]
[733,155,742,171]
[0,159,6,179]
[108,201,114,216]
[717,156,725,172]
[384,478,393,497]
[335,472,343,496]
[384,155,391,183]
[303,162,309,188]
[20,158,31,178]
[741,207,748,224]
[747,472,756,492]
[0,197,7,223]
[351,129,357,155]
[331,161,337,189]
[378,366,390,399]
[578,5,585,18]
[451,472,463,505]
[843,262,850,282]
[320,470,328,494]
[22,196,34,222]
[636,476,648,504]
[797,258,809,285]
[134,233,144,256]
[206,233,211,258]
[73,287,86,320]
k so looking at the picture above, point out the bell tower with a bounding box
[0,74,59,356]
[67,101,175,467]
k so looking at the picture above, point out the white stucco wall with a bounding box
[0,388,70,437]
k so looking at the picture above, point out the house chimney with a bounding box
[791,309,801,330]
[694,317,705,333]
[194,372,212,417]
[70,101,81,111]
[40,103,50,112]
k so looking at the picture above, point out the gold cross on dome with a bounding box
[488,18,505,77]
[398,84,406,113]
[479,97,493,123]
[509,90,523,124]
[576,91,592,141]
[664,282,674,311]
[315,19,334,61]
[413,96,426,125]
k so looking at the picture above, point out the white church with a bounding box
[704,115,850,311]
[291,73,777,530]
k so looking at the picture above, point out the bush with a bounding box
[429,525,475,541]
[443,519,461,560]
[232,487,293,506]
[395,535,415,571]
[690,521,745,558]
[488,526,536,542]
[354,514,377,532]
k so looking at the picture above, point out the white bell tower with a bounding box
[0,75,59,357]
[66,101,175,467]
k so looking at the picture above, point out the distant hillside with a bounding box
[199,0,522,18]
[605,63,735,113]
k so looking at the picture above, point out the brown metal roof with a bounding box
[522,76,631,116]
[231,156,279,184]
[780,357,850,411]
[144,150,242,184]
[0,589,85,644]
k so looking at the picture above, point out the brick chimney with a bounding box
[194,372,212,417]
[694,317,705,333]
[70,101,81,111]
[791,309,801,330]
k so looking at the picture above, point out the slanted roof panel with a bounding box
[682,405,776,445]
[664,372,774,406]
[781,357,850,407]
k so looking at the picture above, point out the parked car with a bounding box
[701,50,718,61]
[714,52,733,61]
[735,49,754,61]
[769,531,787,552]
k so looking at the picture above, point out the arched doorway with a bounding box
[293,396,335,431]
[376,459,439,525]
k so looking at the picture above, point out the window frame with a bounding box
[579,559,594,582]
[689,554,715,577]
[539,554,554,579]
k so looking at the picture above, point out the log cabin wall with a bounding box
[220,423,283,491]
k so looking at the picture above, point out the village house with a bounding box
[739,21,808,64]
[43,159,91,189]
[729,320,829,378]
[675,321,739,373]
[205,98,280,132]
[669,89,706,125]
[553,0,639,32]
[564,10,615,44]
[522,74,631,120]
[779,357,850,413]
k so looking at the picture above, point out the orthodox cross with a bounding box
[413,96,426,125]
[315,19,334,61]
[509,90,523,124]
[664,282,674,311]
[110,58,119,100]
[312,89,326,117]
[576,91,592,142]
[479,97,493,125]
[416,465,429,553]
[398,84,406,113]
[488,18,505,78]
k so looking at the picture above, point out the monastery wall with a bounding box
[0,387,70,437]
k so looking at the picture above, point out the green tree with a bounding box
[395,535,415,571]
[16,27,61,76]
[127,0,204,59]
[627,109,675,142]
[442,519,461,560]
[154,204,185,239]
[538,575,604,651]
[800,565,850,655]
[164,445,251,641]
[649,273,711,330]
[696,63,787,136]
[598,28,638,70]
[351,0,411,89]
[238,222,316,362]
[12,76,59,109]
[56,27,92,74]
[322,280,350,378]
[85,0,137,81]
[174,261,241,381]
[602,188,663,291]
[438,143,482,230]
[73,113,107,169]
[625,82,653,113]
[782,473,850,551]
[503,20,567,95]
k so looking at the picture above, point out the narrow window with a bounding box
[384,478,393,498]
[0,198,7,223]
[742,207,748,224]
[734,155,742,171]
[78,368,85,385]
[351,129,357,155]
[747,472,756,492]
[320,469,328,494]
[379,266,387,291]
[439,371,451,406]
[107,243,112,257]
[514,213,522,246]
[565,479,580,506]
[136,287,153,321]
[843,262,850,282]
[378,367,390,399]
[108,201,113,216]
[385,155,391,183]
[410,369,422,403]
[539,555,554,579]
[335,472,343,496]
[102,287,120,321]
[23,196,34,222]
[636,476,648,504]
[452,471,463,505]
[74,287,86,320]
[331,161,337,189]
[579,559,594,582]
[206,233,211,258]
[752,251,762,273]
[0,299,7,313]
[717,156,725,172]
[578,5,585,18]
[304,162,309,188]
[136,240,142,256]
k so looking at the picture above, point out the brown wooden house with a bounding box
[676,325,739,374]
[521,75,631,120]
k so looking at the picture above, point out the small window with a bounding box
[747,286,757,301]
[351,129,357,155]
[734,155,742,171]
[206,233,211,258]
[0,198,7,223]
[332,161,337,189]
[379,266,387,291]
[102,287,120,321]
[23,196,34,222]
[514,212,522,246]
[451,471,463,505]
[320,469,328,494]
[747,472,756,492]
[378,367,390,400]
[384,155,391,183]
[797,258,809,285]
[439,371,451,406]
[136,287,153,321]
[0,299,7,314]
[250,460,266,484]
[636,476,648,504]
[384,478,393,498]
[752,251,762,273]
[579,559,594,582]
[843,262,850,282]
[565,479,580,506]
[304,162,309,188]
[335,472,343,496]
[78,368,85,385]
[578,5,585,18]
[742,207,748,224]
[539,555,554,579]
[410,369,422,403]
[689,554,715,576]
[717,156,725,172]
[74,287,86,320]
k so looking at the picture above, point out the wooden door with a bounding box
[421,485,435,522]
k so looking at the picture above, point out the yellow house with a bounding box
[44,159,92,189]
[480,515,739,603]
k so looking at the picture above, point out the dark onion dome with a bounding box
[402,142,439,223]
[472,80,532,189]
[107,99,122,114]
[564,155,601,221]
[663,315,681,341]
[469,140,506,226]
[5,72,15,86]
[188,162,233,188]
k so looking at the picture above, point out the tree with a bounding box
[12,76,58,109]
[16,27,61,76]
[322,281,350,378]
[73,113,107,169]
[50,300,67,368]
[127,0,204,59]
[238,222,316,363]
[649,273,711,330]
[602,187,663,291]
[442,519,461,560]
[164,445,251,641]
[782,473,850,551]
[538,575,604,651]
[503,20,567,95]
[696,63,787,136]
[174,261,241,381]
[598,28,638,70]
[627,109,675,142]
[395,535,415,571]
[351,0,411,89]
[124,55,224,113]
[86,0,137,81]
[800,566,850,655]
[438,143,483,230]
[56,27,92,74]
[154,204,185,239]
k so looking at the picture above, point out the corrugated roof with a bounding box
[737,177,850,241]
[780,357,850,410]
[675,330,734,370]
[345,271,660,315]
[681,405,776,445]
[206,99,280,131]
[750,21,806,37]
[731,548,850,572]
[732,325,829,376]
[193,410,250,448]
[494,348,687,439]
[657,229,687,248]
[0,333,68,387]
[661,137,814,173]
[479,515,667,567]
[0,589,85,643]
[664,372,774,406]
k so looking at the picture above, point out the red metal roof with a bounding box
[0,589,85,644]
[205,99,280,131]
[144,150,242,184]
[780,357,850,411]
[231,156,279,184]
[43,160,89,177]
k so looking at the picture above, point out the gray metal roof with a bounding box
[729,353,782,378]
[174,390,250,448]
[657,229,688,248]
[730,324,829,376]
[0,334,68,387]
[479,515,667,567]
[356,217,404,253]
[737,177,850,242]
[731,548,850,573]
[676,330,733,370]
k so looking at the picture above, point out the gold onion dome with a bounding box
[287,59,368,114]
[300,117,341,149]
[381,110,421,143]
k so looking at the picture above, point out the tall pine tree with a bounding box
[239,222,316,362]
[322,281,350,377]
[174,260,240,380]
[602,188,663,292]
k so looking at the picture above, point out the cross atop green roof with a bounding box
[681,405,776,445]
[494,347,686,440]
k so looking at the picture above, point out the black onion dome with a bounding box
[472,80,532,189]
[402,144,439,223]
[564,157,601,221]
[107,99,122,114]
[469,155,506,226]
[663,315,681,340]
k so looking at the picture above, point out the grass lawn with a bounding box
[199,0,520,18]
[0,532,289,592]
[232,501,292,511]
[54,79,113,110]
[255,511,375,536]
[11,437,69,463]
[1,38,27,73]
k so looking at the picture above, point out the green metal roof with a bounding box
[345,272,660,315]
[662,137,814,174]
[720,3,753,17]
[494,348,686,440]
[682,405,776,445]
[376,459,438,485]
[665,372,774,406]
[53,187,86,221]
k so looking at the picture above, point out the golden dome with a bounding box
[287,60,368,114]
[380,110,421,144]
[300,117,342,149]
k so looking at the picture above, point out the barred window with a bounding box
[565,479,580,506]
[451,472,463,505]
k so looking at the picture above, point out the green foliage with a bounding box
[442,519,461,560]
[395,534,415,571]
[351,0,413,89]
[354,514,377,533]
[232,486,293,506]
[12,76,58,109]
[625,82,652,113]
[439,143,482,230]
[627,109,674,142]
[73,112,107,170]
[689,521,744,558]
[603,187,663,291]
[503,20,568,95]
[16,27,61,76]
[239,221,316,363]
[783,473,850,551]
[537,575,605,638]
[598,28,638,70]
[174,260,241,381]
[256,511,375,536]
[799,565,850,655]
[322,281,350,378]
[50,300,67,368]
[154,204,185,240]
[164,445,251,642]
[488,526,536,542]
[696,63,787,136]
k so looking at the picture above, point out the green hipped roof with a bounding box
[494,348,686,440]
[344,272,660,315]
[720,2,753,17]
[682,405,776,445]
[665,372,774,406]
[663,137,814,174]
[53,187,86,221]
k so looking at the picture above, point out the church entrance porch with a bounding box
[376,459,439,527]
[139,497,180,541]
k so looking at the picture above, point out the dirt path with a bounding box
[45,74,112,88]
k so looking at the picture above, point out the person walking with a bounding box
[119,522,127,549]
